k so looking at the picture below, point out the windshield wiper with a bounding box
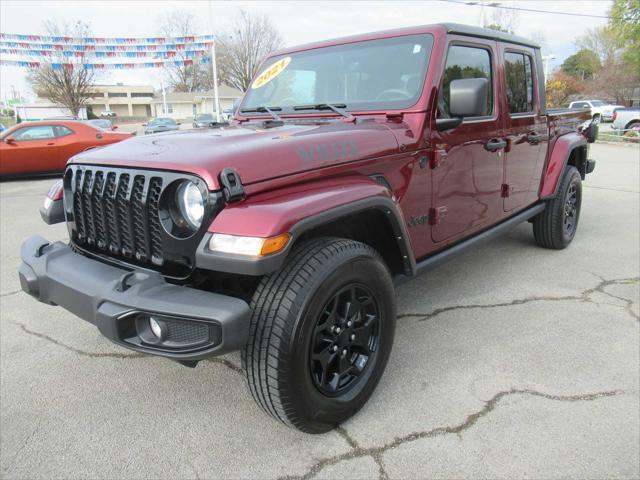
[293,103,353,119]
[240,106,282,121]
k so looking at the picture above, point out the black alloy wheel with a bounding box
[309,284,380,396]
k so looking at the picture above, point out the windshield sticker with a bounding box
[251,57,291,90]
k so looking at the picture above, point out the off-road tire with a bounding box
[241,237,396,433]
[533,165,582,249]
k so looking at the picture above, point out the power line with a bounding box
[439,0,613,20]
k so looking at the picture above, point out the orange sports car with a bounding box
[0,120,133,178]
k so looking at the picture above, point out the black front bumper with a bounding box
[19,235,251,361]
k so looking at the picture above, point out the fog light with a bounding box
[149,317,164,338]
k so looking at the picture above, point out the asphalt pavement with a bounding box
[1,142,638,479]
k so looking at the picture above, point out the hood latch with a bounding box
[219,168,246,203]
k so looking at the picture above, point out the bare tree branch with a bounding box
[216,10,283,92]
[27,20,97,116]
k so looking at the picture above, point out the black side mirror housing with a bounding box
[436,78,489,131]
[450,78,489,117]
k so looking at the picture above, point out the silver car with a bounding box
[143,118,180,135]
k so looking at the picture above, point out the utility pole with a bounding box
[542,54,556,83]
[211,41,221,123]
[208,0,221,122]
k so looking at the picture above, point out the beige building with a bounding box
[151,85,243,119]
[86,84,155,118]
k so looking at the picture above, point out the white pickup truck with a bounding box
[568,99,624,123]
[612,107,640,132]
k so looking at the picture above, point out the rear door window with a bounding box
[54,125,74,138]
[440,45,493,118]
[504,52,534,114]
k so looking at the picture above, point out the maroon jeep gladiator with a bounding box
[20,23,596,433]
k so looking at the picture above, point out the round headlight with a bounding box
[176,181,204,229]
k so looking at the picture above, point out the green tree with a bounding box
[561,49,602,81]
[610,0,640,74]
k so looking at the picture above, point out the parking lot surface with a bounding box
[1,143,638,479]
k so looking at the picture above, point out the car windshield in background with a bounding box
[149,118,176,126]
[591,100,605,106]
[196,114,214,121]
[241,34,434,114]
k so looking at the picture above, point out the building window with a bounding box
[131,92,153,98]
[193,103,197,115]
[167,104,173,114]
[108,92,128,98]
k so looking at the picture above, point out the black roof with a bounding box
[442,23,540,49]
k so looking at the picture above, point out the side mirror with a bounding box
[436,78,489,131]
[450,78,489,117]
[5,136,15,144]
[177,122,182,125]
[112,125,118,130]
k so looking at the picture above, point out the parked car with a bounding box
[86,119,118,131]
[21,23,596,433]
[192,113,215,128]
[568,99,624,123]
[612,107,640,132]
[143,117,180,134]
[0,120,133,177]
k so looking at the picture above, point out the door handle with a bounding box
[484,138,507,152]
[526,132,542,144]
[46,142,55,146]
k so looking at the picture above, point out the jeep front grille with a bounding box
[64,165,222,279]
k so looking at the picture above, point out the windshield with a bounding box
[591,100,605,106]
[196,114,214,121]
[149,118,176,126]
[241,34,434,114]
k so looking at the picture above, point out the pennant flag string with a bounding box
[0,58,209,69]
[0,41,214,52]
[0,48,209,59]
[0,32,214,45]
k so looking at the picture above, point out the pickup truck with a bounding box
[612,107,640,132]
[19,23,596,433]
[568,99,623,123]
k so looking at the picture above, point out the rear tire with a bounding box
[241,237,396,433]
[533,165,582,249]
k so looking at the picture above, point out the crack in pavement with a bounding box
[583,185,640,194]
[203,358,243,375]
[14,322,244,373]
[397,276,639,323]
[14,322,147,359]
[1,289,22,298]
[335,426,388,480]
[1,418,42,476]
[279,388,628,480]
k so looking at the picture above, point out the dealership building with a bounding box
[24,83,244,121]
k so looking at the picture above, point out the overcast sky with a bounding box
[0,0,611,100]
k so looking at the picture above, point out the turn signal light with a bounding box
[209,233,291,257]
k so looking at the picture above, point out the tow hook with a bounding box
[219,168,246,203]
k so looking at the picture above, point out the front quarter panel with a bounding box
[197,176,415,276]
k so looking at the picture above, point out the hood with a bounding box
[70,119,400,190]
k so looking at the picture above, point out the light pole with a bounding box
[542,54,556,83]
[208,0,221,123]
[464,1,502,27]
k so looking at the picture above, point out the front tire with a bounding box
[533,165,582,249]
[242,238,396,433]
